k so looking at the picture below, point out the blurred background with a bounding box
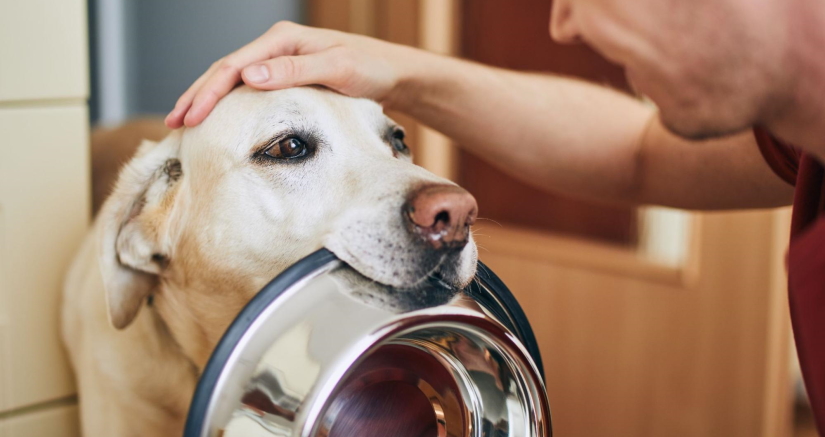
[88,0,302,124]
[0,0,811,436]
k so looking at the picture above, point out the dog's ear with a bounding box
[97,131,184,329]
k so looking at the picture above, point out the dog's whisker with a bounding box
[470,276,484,294]
[412,253,449,288]
[470,227,493,238]
[474,217,504,227]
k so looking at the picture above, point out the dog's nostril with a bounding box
[434,211,450,227]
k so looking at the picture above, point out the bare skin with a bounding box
[166,0,825,210]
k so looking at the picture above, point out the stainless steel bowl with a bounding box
[184,249,552,437]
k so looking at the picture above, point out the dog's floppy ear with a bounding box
[97,131,184,329]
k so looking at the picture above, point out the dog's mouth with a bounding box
[328,253,463,312]
[325,240,475,293]
[406,252,468,290]
[421,268,452,288]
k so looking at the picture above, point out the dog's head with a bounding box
[97,86,478,365]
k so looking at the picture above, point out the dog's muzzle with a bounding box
[184,249,552,437]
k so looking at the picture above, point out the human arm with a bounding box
[166,22,794,210]
[394,60,794,209]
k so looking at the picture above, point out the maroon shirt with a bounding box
[755,127,825,433]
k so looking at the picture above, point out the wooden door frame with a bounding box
[307,0,459,180]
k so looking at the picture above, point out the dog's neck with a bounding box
[145,295,203,376]
[102,291,201,436]
[151,273,254,367]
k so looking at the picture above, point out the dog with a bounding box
[61,86,478,436]
[89,117,171,215]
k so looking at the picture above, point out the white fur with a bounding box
[61,86,477,436]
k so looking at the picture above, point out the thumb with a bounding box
[241,51,343,91]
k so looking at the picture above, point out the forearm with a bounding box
[387,52,793,209]
[387,52,655,205]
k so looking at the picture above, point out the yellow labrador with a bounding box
[61,86,478,436]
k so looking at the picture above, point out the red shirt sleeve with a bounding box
[754,126,801,186]
[753,129,825,436]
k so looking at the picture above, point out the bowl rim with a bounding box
[183,247,547,437]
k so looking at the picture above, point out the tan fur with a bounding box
[90,118,170,215]
[62,87,477,436]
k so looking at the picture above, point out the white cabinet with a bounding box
[0,106,89,412]
[0,0,88,102]
[0,0,88,434]
[0,405,80,437]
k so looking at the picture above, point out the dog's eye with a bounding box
[264,137,308,160]
[391,130,409,155]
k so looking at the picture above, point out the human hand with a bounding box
[165,21,421,128]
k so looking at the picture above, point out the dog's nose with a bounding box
[405,184,478,250]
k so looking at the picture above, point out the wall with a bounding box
[91,0,304,124]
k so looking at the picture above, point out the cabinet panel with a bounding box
[0,0,88,102]
[0,404,80,437]
[0,105,89,412]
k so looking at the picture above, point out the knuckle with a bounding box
[274,56,301,80]
[271,20,296,32]
[200,87,221,104]
[328,49,364,93]
[217,60,240,75]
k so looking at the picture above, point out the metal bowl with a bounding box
[184,249,552,437]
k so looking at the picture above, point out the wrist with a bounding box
[382,48,454,113]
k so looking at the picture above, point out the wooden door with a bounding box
[478,210,793,437]
[308,2,794,436]
[460,0,637,246]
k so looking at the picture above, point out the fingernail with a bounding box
[244,65,270,84]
